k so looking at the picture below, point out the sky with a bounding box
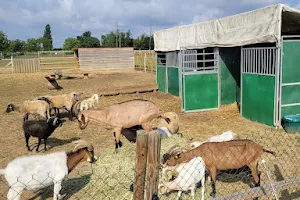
[1,0,300,48]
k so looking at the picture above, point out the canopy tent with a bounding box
[154,4,300,51]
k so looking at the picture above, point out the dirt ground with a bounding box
[0,71,299,200]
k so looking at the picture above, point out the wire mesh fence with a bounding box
[0,128,299,200]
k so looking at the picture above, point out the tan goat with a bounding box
[77,99,170,152]
[162,139,276,197]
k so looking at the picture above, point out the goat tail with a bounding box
[0,169,5,175]
[263,149,276,157]
[158,114,170,124]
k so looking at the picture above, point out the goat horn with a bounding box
[53,117,58,126]
[72,139,94,152]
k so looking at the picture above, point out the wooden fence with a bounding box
[40,57,78,71]
[12,58,40,73]
[0,50,155,74]
[78,48,134,71]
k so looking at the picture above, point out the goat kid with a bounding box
[159,156,205,200]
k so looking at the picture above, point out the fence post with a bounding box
[144,53,147,72]
[146,130,161,200]
[11,56,15,73]
[133,131,149,200]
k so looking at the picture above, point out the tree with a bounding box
[133,34,154,50]
[25,38,42,52]
[100,30,133,48]
[43,24,53,50]
[63,38,80,50]
[101,32,117,47]
[77,31,100,48]
[0,31,9,51]
[8,39,26,52]
[124,30,133,47]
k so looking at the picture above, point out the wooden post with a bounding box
[133,131,149,200]
[146,130,161,200]
[144,53,147,72]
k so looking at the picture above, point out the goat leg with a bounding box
[209,167,217,197]
[25,134,31,151]
[44,139,48,151]
[68,110,73,121]
[210,181,216,197]
[36,138,42,152]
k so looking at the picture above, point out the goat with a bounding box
[162,139,276,197]
[77,99,170,152]
[6,100,50,121]
[159,156,205,200]
[0,140,97,200]
[23,117,63,152]
[158,112,179,134]
[80,94,99,111]
[35,92,80,120]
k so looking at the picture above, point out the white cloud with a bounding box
[0,0,297,47]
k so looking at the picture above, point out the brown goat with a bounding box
[77,99,170,152]
[162,139,275,197]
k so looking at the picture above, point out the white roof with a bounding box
[154,4,300,51]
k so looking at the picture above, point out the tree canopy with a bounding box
[42,24,53,50]
[1,25,154,53]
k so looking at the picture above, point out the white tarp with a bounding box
[154,4,300,51]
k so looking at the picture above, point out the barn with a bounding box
[154,4,300,126]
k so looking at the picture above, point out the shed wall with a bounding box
[220,47,241,105]
[78,48,134,71]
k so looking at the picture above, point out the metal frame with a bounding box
[241,47,279,125]
[180,46,220,113]
[279,35,300,125]
[156,52,167,93]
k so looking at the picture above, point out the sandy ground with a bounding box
[0,71,299,200]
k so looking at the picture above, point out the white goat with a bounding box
[159,156,205,200]
[188,130,237,149]
[80,94,99,111]
[0,140,97,200]
[207,130,236,142]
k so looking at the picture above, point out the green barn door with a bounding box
[241,47,278,126]
[156,52,167,92]
[281,39,300,117]
[181,48,219,112]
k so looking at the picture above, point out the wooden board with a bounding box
[78,48,134,70]
[98,84,158,96]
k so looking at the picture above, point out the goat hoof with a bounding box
[210,192,216,197]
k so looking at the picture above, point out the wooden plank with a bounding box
[146,131,161,200]
[133,131,148,200]
[98,84,158,96]
[213,177,300,200]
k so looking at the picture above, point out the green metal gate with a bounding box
[156,52,180,96]
[180,48,220,112]
[241,47,278,126]
[280,37,300,118]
